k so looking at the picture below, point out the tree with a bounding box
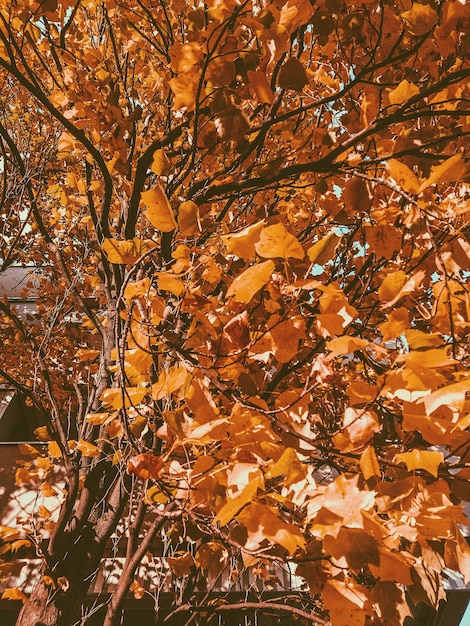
[0,0,469,624]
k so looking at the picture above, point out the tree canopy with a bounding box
[0,0,469,624]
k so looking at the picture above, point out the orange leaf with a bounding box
[152,365,188,401]
[76,439,101,457]
[307,231,341,265]
[226,260,275,303]
[360,447,380,480]
[167,552,195,577]
[247,70,274,104]
[324,578,369,626]
[419,154,468,193]
[127,453,164,480]
[255,223,304,259]
[222,220,264,260]
[142,185,177,232]
[378,270,425,308]
[100,387,148,409]
[1,588,28,603]
[394,449,443,477]
[401,3,438,36]
[178,200,201,236]
[387,159,420,194]
[388,80,419,105]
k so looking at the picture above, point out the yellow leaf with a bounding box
[394,449,443,477]
[74,349,100,361]
[360,446,380,480]
[247,70,274,104]
[102,238,156,264]
[422,378,470,415]
[0,526,21,541]
[237,502,306,554]
[401,4,438,36]
[324,579,369,626]
[151,149,171,176]
[387,159,420,194]
[226,260,275,303]
[156,272,185,296]
[266,448,306,484]
[129,415,147,438]
[307,231,341,265]
[48,441,62,458]
[388,80,419,105]
[419,154,468,193]
[85,412,110,425]
[76,439,101,457]
[34,426,50,441]
[125,348,153,373]
[378,270,425,308]
[215,477,260,526]
[123,278,151,302]
[142,185,177,232]
[222,220,264,260]
[2,588,28,603]
[326,335,370,358]
[100,387,148,409]
[129,579,145,600]
[255,223,304,259]
[152,365,188,400]
[178,200,201,236]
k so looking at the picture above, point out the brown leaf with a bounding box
[278,57,309,91]
[127,453,164,480]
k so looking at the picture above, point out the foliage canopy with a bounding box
[0,0,469,624]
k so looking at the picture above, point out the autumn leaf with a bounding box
[401,4,438,36]
[388,80,419,105]
[2,588,28,603]
[142,185,177,232]
[152,365,188,400]
[100,387,149,409]
[169,70,201,110]
[247,70,274,104]
[360,447,380,480]
[167,552,195,577]
[418,154,468,193]
[76,439,101,457]
[226,260,275,303]
[255,223,304,260]
[195,542,229,580]
[222,220,264,260]
[237,502,306,554]
[307,231,341,265]
[102,238,156,264]
[178,200,201,236]
[378,270,425,308]
[324,578,370,626]
[127,453,164,480]
[278,57,309,91]
[387,159,420,194]
[394,449,444,477]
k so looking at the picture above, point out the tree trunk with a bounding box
[16,578,84,626]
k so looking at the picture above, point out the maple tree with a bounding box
[0,0,469,624]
